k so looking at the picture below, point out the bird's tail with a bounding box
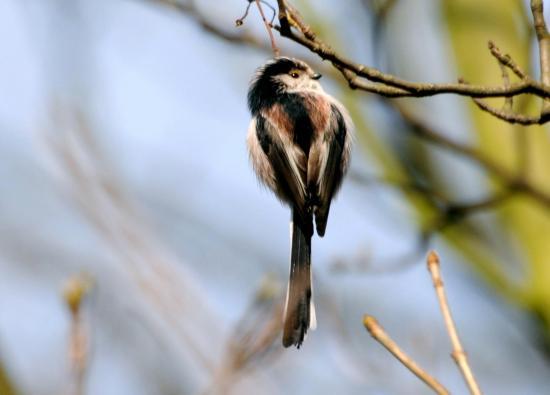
[282,209,316,348]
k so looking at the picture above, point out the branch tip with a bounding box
[253,0,280,56]
[427,250,440,269]
[362,313,450,395]
[531,0,550,116]
[427,253,482,395]
[363,315,378,333]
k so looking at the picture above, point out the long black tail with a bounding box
[282,208,315,348]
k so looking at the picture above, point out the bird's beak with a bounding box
[312,73,322,80]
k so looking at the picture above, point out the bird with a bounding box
[246,57,353,348]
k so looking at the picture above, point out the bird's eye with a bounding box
[290,72,300,79]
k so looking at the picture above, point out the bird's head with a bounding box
[263,57,322,92]
[266,57,321,93]
[248,57,323,114]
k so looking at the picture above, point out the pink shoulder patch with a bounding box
[301,93,331,134]
[262,104,294,137]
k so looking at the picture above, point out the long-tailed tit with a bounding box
[246,57,353,348]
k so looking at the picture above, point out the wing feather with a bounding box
[311,102,352,236]
[254,113,309,219]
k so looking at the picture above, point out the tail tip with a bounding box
[315,217,327,237]
[282,327,307,348]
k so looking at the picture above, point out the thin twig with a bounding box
[427,251,482,395]
[472,98,543,125]
[236,0,276,27]
[147,0,264,47]
[50,107,220,373]
[393,102,512,180]
[153,0,550,211]
[350,171,511,218]
[363,315,450,395]
[499,64,513,111]
[531,0,550,119]
[63,275,93,395]
[275,0,291,35]
[474,40,542,123]
[488,41,527,80]
[235,1,254,26]
[426,192,513,236]
[393,101,550,210]
[271,1,550,100]
[459,73,542,125]
[158,0,550,121]
[207,276,284,394]
[494,47,513,111]
[254,0,280,56]
[444,192,511,219]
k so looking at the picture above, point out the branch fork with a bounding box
[363,251,482,395]
[252,0,550,123]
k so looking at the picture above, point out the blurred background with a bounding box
[1,0,550,394]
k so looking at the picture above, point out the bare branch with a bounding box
[443,192,511,219]
[275,0,291,35]
[489,42,515,111]
[157,0,550,212]
[457,47,544,132]
[208,276,284,393]
[363,251,484,394]
[150,0,550,114]
[425,192,513,237]
[499,63,513,111]
[146,0,265,47]
[392,102,550,211]
[350,172,511,218]
[271,1,550,100]
[531,0,550,119]
[235,1,254,26]
[393,103,512,180]
[472,98,544,125]
[49,107,221,373]
[253,0,280,56]
[427,251,482,395]
[63,275,94,395]
[363,316,450,395]
[488,41,527,80]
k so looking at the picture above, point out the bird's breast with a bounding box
[260,93,331,156]
[263,103,294,138]
[299,92,331,137]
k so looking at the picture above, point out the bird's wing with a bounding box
[309,102,351,237]
[255,111,309,219]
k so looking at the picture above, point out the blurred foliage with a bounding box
[0,359,20,395]
[296,0,550,343]
[441,0,550,339]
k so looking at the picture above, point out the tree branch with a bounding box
[393,103,512,180]
[363,251,484,394]
[467,40,543,124]
[146,0,266,48]
[490,42,514,111]
[488,40,527,80]
[531,0,550,119]
[271,1,550,100]
[393,102,550,211]
[363,315,450,395]
[275,0,291,35]
[427,251,482,395]
[153,0,550,213]
[63,275,93,395]
[472,98,544,125]
[254,0,280,56]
